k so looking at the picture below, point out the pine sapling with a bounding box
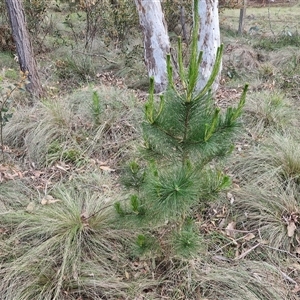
[117,0,248,259]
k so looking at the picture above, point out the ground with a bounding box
[1,1,300,299]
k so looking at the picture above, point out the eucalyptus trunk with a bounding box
[135,0,170,93]
[5,0,44,99]
[196,0,221,93]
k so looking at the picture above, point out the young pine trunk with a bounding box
[5,0,44,99]
[135,0,170,93]
[196,0,221,93]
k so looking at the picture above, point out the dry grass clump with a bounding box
[233,181,300,259]
[0,179,36,211]
[3,85,140,167]
[225,44,262,70]
[151,259,295,299]
[223,43,262,80]
[232,132,300,186]
[242,91,297,137]
[270,46,300,68]
[197,260,296,299]
[0,174,134,300]
[269,47,300,98]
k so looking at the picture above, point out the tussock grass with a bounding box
[270,47,300,98]
[1,6,300,300]
[0,176,133,300]
[3,85,140,167]
[197,260,295,299]
[233,181,300,260]
[153,259,294,299]
[223,44,262,80]
[0,52,18,70]
[242,91,296,135]
[56,54,97,82]
[232,132,300,186]
[0,179,35,208]
[270,46,300,68]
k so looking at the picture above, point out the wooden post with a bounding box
[238,0,247,35]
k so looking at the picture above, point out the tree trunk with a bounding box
[134,0,170,93]
[180,4,188,42]
[238,0,247,35]
[5,0,43,99]
[196,0,221,93]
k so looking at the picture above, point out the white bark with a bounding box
[196,0,221,93]
[135,0,170,93]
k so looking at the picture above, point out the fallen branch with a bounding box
[280,270,298,285]
[72,50,118,64]
[235,243,260,260]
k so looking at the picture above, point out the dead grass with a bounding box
[3,85,140,168]
[233,181,300,258]
[221,5,300,36]
[147,259,296,299]
[0,174,134,300]
[222,43,262,80]
[232,132,300,187]
[0,179,36,210]
[242,91,297,135]
[197,260,296,299]
[1,4,300,300]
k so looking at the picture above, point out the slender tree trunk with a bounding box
[135,0,170,93]
[180,4,188,42]
[238,0,247,35]
[196,0,221,93]
[5,0,43,99]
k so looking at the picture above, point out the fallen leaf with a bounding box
[41,195,61,205]
[26,201,35,212]
[226,192,233,199]
[244,233,256,241]
[235,243,260,260]
[257,239,268,245]
[218,218,226,228]
[32,170,43,177]
[41,198,47,205]
[56,164,68,172]
[287,221,297,237]
[226,192,235,204]
[233,183,240,189]
[225,221,236,238]
[292,285,300,294]
[0,228,8,234]
[100,165,115,172]
[290,262,300,271]
[125,270,130,279]
[211,255,232,263]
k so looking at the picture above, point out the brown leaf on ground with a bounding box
[26,201,35,212]
[226,192,235,204]
[225,221,236,238]
[125,270,130,279]
[41,195,61,205]
[235,243,260,260]
[292,285,300,294]
[0,164,23,182]
[100,165,115,172]
[243,233,256,241]
[287,221,297,238]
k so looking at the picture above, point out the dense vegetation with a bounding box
[1,1,300,299]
